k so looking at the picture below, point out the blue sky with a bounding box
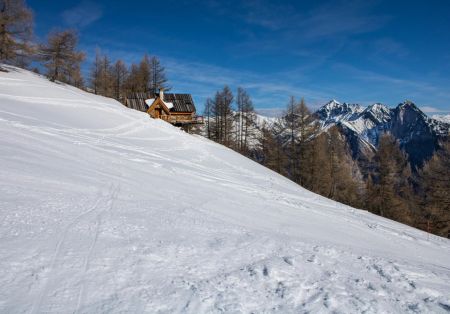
[28,0,450,115]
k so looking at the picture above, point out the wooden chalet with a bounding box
[125,90,203,126]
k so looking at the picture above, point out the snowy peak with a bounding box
[362,103,392,124]
[394,100,427,120]
[360,103,392,124]
[391,101,429,133]
[398,100,420,110]
[366,103,389,111]
[391,100,449,136]
[323,99,341,110]
[316,100,363,124]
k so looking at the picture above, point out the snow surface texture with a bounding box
[1,66,450,313]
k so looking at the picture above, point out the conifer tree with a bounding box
[369,133,414,223]
[296,98,319,185]
[90,49,102,94]
[325,127,361,205]
[40,30,85,83]
[204,97,213,139]
[124,63,141,94]
[420,141,450,237]
[235,87,256,154]
[283,96,300,180]
[89,50,114,97]
[150,56,169,93]
[258,120,287,175]
[138,54,152,93]
[98,54,113,97]
[68,62,84,88]
[210,86,234,147]
[299,126,363,207]
[0,0,33,65]
[308,132,332,195]
[112,59,128,101]
[236,87,246,151]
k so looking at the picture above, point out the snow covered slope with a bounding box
[1,66,450,313]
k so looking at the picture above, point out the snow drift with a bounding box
[1,66,450,313]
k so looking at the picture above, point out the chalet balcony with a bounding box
[160,115,204,125]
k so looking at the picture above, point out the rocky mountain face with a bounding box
[314,100,450,168]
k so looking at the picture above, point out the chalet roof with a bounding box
[125,92,196,113]
[125,93,148,112]
[162,94,196,112]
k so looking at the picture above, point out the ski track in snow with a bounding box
[75,184,120,314]
[30,184,120,314]
[1,66,450,313]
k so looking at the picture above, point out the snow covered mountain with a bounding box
[254,113,278,126]
[1,66,450,313]
[314,100,450,166]
[315,100,364,127]
[433,114,450,124]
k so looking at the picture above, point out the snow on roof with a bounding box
[144,98,173,110]
[164,101,174,109]
[145,98,155,106]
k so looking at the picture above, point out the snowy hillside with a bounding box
[1,66,450,313]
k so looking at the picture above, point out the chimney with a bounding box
[159,88,164,101]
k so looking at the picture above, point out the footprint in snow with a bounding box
[263,266,269,277]
[245,265,257,277]
[275,281,286,298]
[282,256,293,266]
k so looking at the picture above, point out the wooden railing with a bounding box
[160,115,204,124]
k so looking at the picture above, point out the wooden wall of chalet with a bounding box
[148,103,170,120]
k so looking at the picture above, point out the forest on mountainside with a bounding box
[199,86,450,238]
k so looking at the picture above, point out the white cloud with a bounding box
[421,106,447,113]
[62,1,103,28]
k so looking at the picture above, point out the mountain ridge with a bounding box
[313,100,450,166]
